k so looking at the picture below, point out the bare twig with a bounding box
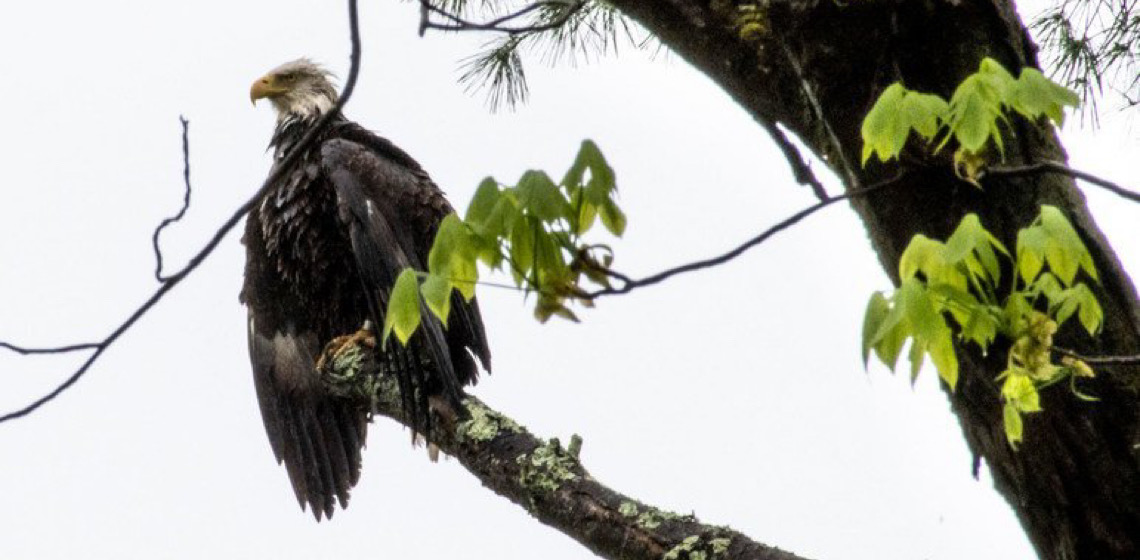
[1054,346,1140,366]
[585,175,904,299]
[0,0,364,425]
[419,0,586,36]
[0,342,101,356]
[153,116,194,283]
[981,160,1140,203]
[759,119,829,201]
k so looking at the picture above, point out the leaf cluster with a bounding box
[862,207,1102,446]
[861,58,1079,170]
[383,140,626,344]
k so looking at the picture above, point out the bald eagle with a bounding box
[241,59,491,520]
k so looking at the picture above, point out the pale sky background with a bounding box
[0,1,1135,559]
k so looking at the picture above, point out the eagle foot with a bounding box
[315,326,378,373]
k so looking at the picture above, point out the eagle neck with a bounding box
[269,111,346,161]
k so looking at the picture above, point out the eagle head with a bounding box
[250,59,338,120]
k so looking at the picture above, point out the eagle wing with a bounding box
[246,316,365,521]
[320,137,490,425]
[331,126,491,382]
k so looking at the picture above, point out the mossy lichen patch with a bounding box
[458,399,522,443]
[662,534,733,560]
[517,439,579,494]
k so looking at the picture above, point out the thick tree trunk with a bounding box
[601,1,1140,558]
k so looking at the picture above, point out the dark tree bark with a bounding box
[590,1,1140,558]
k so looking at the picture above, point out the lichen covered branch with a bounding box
[321,342,811,560]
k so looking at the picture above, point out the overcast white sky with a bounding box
[0,1,1135,559]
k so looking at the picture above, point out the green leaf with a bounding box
[429,214,465,273]
[509,215,537,285]
[517,170,570,222]
[1039,205,1090,285]
[471,231,504,270]
[1002,374,1042,412]
[428,214,480,300]
[860,83,911,164]
[943,213,1007,288]
[534,294,579,324]
[383,269,423,346]
[900,279,939,339]
[465,178,501,225]
[1031,271,1063,304]
[862,292,891,366]
[898,235,944,281]
[977,58,1017,94]
[867,290,909,371]
[1016,225,1047,283]
[942,59,1017,156]
[561,143,589,191]
[900,90,950,140]
[473,192,520,241]
[420,273,453,325]
[563,140,612,193]
[1053,289,1081,328]
[946,74,1006,154]
[573,191,599,236]
[1073,283,1104,334]
[1003,403,1024,447]
[908,338,925,383]
[1011,68,1079,125]
[598,198,627,237]
[1002,293,1033,335]
[929,330,959,389]
[580,140,616,204]
[960,305,1000,349]
[874,318,908,372]
[533,226,568,283]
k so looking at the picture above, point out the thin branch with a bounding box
[419,0,586,36]
[580,159,1135,302]
[0,0,364,425]
[758,119,829,202]
[980,160,1140,204]
[324,345,814,560]
[585,175,904,299]
[153,116,194,283]
[0,342,101,356]
[1054,346,1140,366]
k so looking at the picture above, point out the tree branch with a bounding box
[321,342,813,560]
[0,342,101,356]
[418,0,586,36]
[153,116,194,283]
[585,174,904,299]
[758,118,829,202]
[576,158,1138,302]
[1053,346,1140,366]
[981,160,1140,204]
[0,0,364,424]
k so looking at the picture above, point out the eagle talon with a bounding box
[316,327,377,372]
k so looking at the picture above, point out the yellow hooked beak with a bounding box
[250,74,288,106]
